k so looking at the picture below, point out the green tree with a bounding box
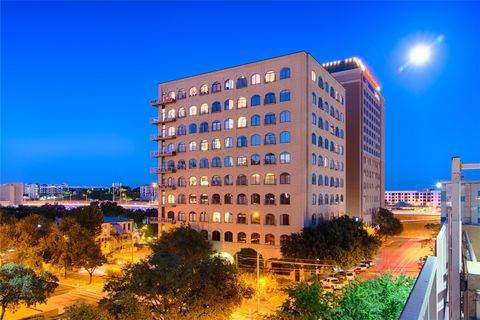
[270,274,414,320]
[102,226,252,320]
[281,216,381,269]
[63,302,113,320]
[71,205,104,237]
[76,234,106,284]
[374,208,403,239]
[0,263,58,320]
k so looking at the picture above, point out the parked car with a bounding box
[336,271,355,281]
[362,260,375,267]
[321,277,344,290]
[359,263,369,270]
[352,267,364,274]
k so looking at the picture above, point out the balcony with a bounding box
[150,133,176,141]
[150,97,176,106]
[150,167,176,174]
[150,150,176,158]
[151,117,176,125]
[158,203,177,208]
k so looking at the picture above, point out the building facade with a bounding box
[0,183,24,206]
[441,180,480,224]
[151,52,346,258]
[23,183,40,200]
[140,184,158,202]
[324,58,385,225]
[385,189,441,208]
[39,183,68,198]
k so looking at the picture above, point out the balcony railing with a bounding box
[159,184,176,190]
[150,133,176,141]
[150,97,176,106]
[264,179,277,185]
[150,150,176,158]
[151,117,176,125]
[158,203,177,208]
[150,167,176,174]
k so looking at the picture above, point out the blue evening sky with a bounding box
[1,1,479,189]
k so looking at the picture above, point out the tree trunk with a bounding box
[1,304,6,320]
[64,262,67,279]
[88,271,93,284]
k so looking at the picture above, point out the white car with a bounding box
[321,277,344,290]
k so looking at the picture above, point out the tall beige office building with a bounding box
[150,52,346,258]
[324,58,385,225]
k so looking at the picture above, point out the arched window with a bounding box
[251,73,260,85]
[189,87,197,97]
[280,172,290,184]
[220,119,231,131]
[200,230,208,240]
[177,176,186,187]
[211,157,221,168]
[265,153,276,165]
[280,131,290,143]
[318,193,323,205]
[177,125,186,136]
[311,92,316,104]
[212,212,221,223]
[318,96,323,109]
[212,81,221,93]
[251,95,261,106]
[265,133,276,145]
[318,76,324,88]
[177,142,186,153]
[312,153,317,165]
[212,231,220,241]
[251,212,260,224]
[200,212,208,222]
[311,214,317,225]
[237,213,247,224]
[265,71,276,83]
[167,109,176,119]
[189,194,197,204]
[224,79,234,90]
[177,194,186,204]
[280,214,290,225]
[265,234,275,245]
[211,101,221,113]
[200,158,209,168]
[250,174,260,185]
[200,140,209,151]
[224,231,233,242]
[237,193,247,205]
[236,174,247,185]
[237,97,247,109]
[265,214,275,225]
[265,193,275,205]
[237,136,247,147]
[238,232,247,242]
[211,175,221,186]
[212,193,221,204]
[312,174,316,185]
[251,154,260,165]
[265,113,276,125]
[224,99,233,110]
[178,211,186,221]
[224,212,233,223]
[237,76,247,88]
[324,138,329,150]
[311,133,316,145]
[250,115,260,126]
[317,135,323,148]
[280,152,291,164]
[177,89,187,100]
[188,176,197,187]
[280,193,291,205]
[178,107,186,118]
[211,121,221,132]
[280,90,291,102]
[264,92,276,104]
[280,111,291,123]
[200,176,209,187]
[200,84,209,95]
[280,67,291,79]
[251,233,260,244]
[325,194,329,204]
[189,105,197,116]
[167,143,175,153]
[237,155,247,166]
[200,122,209,133]
[311,70,316,82]
[237,117,247,128]
[251,134,260,146]
[200,103,209,114]
[318,174,323,186]
[251,193,260,204]
[224,193,233,204]
[200,193,209,204]
[330,87,335,98]
[188,158,197,168]
[224,175,234,186]
[318,117,323,129]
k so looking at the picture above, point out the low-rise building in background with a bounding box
[385,189,441,208]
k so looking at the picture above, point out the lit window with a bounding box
[200,140,209,151]
[237,117,247,128]
[280,111,291,123]
[251,174,261,185]
[224,79,234,90]
[189,106,197,116]
[251,212,260,224]
[211,138,221,149]
[200,84,209,95]
[311,70,316,82]
[189,87,197,97]
[237,156,247,167]
[237,97,247,109]
[265,173,276,185]
[189,176,197,186]
[189,141,197,151]
[200,103,209,114]
[224,137,233,148]
[224,118,234,129]
[224,212,233,223]
[265,71,276,83]
[251,73,261,85]
[224,99,233,110]
[280,152,291,164]
[178,107,186,118]
[200,176,209,186]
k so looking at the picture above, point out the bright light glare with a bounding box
[435,182,442,189]
[409,45,431,65]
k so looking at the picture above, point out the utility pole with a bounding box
[257,251,260,313]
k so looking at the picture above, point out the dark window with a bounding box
[280,90,291,102]
[212,101,221,113]
[189,123,197,134]
[237,76,247,88]
[280,67,291,79]
[251,95,261,106]
[265,92,276,104]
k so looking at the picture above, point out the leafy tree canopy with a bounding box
[281,216,381,268]
[70,205,104,237]
[0,263,58,320]
[373,208,403,239]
